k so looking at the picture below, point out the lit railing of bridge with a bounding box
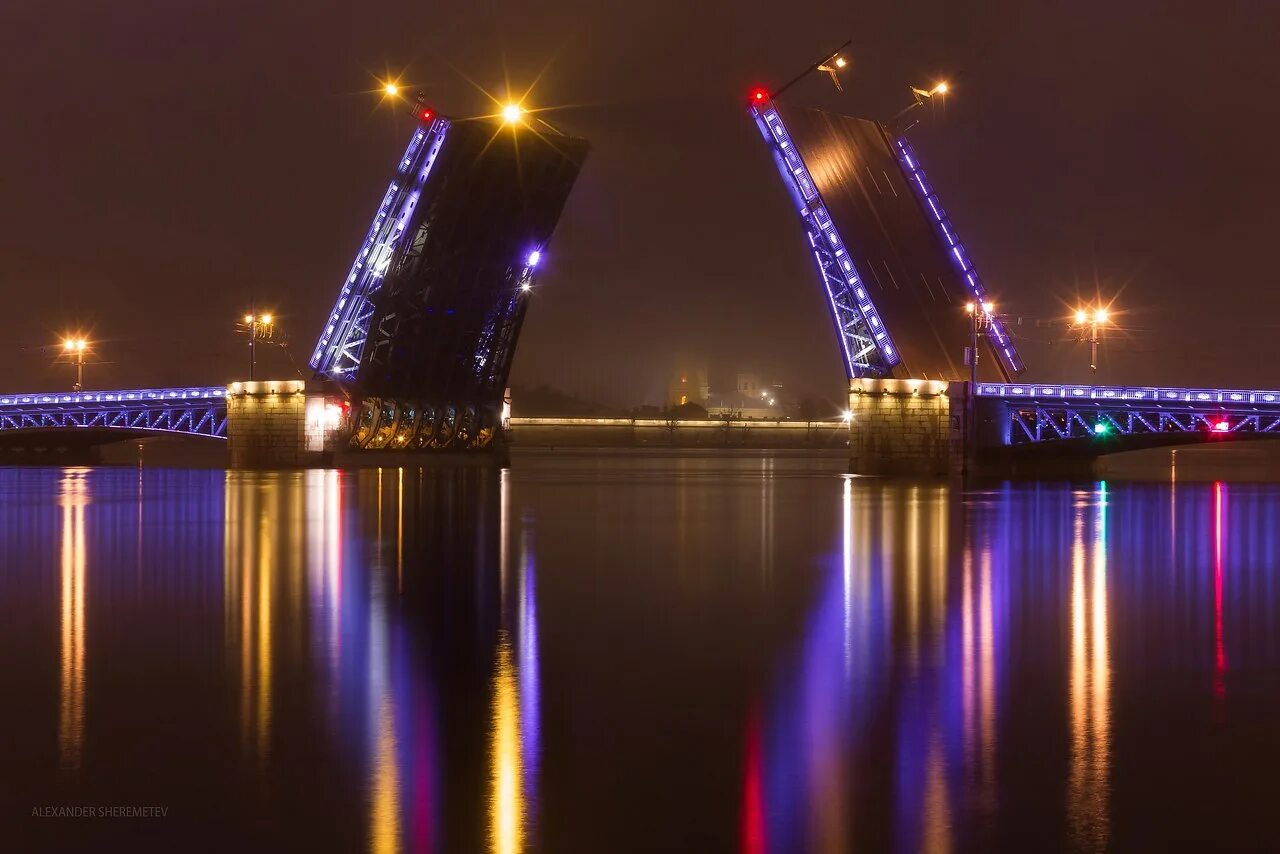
[0,387,228,407]
[976,384,1280,406]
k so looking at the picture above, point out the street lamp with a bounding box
[62,337,88,391]
[961,301,998,478]
[893,80,952,127]
[963,301,995,388]
[1071,305,1113,374]
[816,52,850,92]
[238,311,276,380]
[502,103,523,125]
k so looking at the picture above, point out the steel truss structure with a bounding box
[309,97,588,452]
[751,95,897,378]
[310,112,451,379]
[0,387,227,438]
[346,259,537,453]
[977,383,1280,445]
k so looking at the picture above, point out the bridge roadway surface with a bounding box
[2,382,1280,454]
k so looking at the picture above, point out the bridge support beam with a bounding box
[226,381,347,468]
[848,379,955,476]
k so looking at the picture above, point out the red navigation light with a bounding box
[1213,420,1230,433]
[420,109,434,122]
[751,88,768,103]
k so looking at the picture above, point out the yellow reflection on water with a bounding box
[369,579,401,854]
[931,487,947,639]
[257,501,273,759]
[491,635,522,854]
[59,468,88,770]
[1068,484,1111,850]
[223,472,291,762]
[907,485,921,668]
[922,732,953,854]
[397,467,404,592]
[959,519,996,815]
[489,469,538,854]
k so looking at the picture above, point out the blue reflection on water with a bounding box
[6,462,1280,851]
[751,476,1279,852]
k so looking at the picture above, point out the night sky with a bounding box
[3,1,1277,402]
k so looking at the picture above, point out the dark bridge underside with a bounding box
[993,430,1280,463]
[771,103,1015,382]
[347,120,589,451]
[0,428,162,463]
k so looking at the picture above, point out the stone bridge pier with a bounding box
[846,379,955,476]
[846,379,1011,477]
[226,381,348,468]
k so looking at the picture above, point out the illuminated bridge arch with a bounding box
[979,383,1280,456]
[0,387,228,440]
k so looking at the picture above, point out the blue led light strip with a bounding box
[894,138,1024,376]
[977,383,1280,405]
[0,387,226,405]
[310,116,451,379]
[750,98,899,379]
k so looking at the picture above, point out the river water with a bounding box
[2,452,1278,851]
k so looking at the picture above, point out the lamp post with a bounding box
[964,301,995,386]
[890,81,950,130]
[1071,306,1111,374]
[62,337,88,391]
[239,311,275,380]
[962,302,995,478]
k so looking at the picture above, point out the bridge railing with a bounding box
[977,383,1280,406]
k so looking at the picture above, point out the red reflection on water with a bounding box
[1214,481,1227,708]
[741,708,767,854]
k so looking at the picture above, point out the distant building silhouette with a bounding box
[667,366,709,409]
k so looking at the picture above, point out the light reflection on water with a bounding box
[1068,485,1110,851]
[58,468,88,770]
[4,458,1280,850]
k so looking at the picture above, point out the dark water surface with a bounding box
[2,453,1279,852]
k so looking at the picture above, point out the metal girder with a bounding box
[310,116,451,382]
[985,382,1280,446]
[750,97,898,379]
[471,262,533,394]
[0,387,227,439]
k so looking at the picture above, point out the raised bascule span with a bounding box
[747,87,1280,473]
[749,90,1023,383]
[310,96,589,451]
[0,95,588,463]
